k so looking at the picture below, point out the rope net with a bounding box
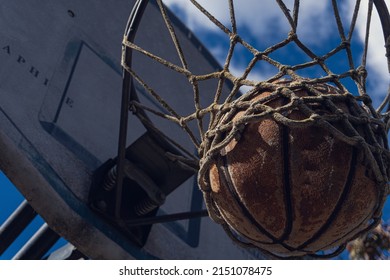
[347,222,390,259]
[122,0,390,258]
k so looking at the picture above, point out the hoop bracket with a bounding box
[89,131,202,246]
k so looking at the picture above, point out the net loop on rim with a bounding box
[122,0,390,258]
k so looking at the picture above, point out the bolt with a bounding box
[67,10,75,18]
[95,200,107,212]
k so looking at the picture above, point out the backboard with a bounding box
[0,0,264,259]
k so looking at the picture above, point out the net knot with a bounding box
[229,33,239,43]
[210,102,220,113]
[287,30,298,41]
[188,75,197,85]
[341,40,351,49]
[356,66,368,79]
[232,76,243,86]
[360,93,372,105]
[254,51,265,60]
[129,101,137,114]
[179,117,186,127]
[279,65,292,74]
[195,109,202,120]
[291,95,303,106]
[349,69,359,80]
[310,113,322,124]
[329,73,339,80]
[219,70,228,79]
[314,56,325,64]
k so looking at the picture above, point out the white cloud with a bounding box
[163,0,228,32]
[162,0,335,70]
[163,0,389,108]
[343,1,389,107]
[164,0,332,44]
[288,0,333,46]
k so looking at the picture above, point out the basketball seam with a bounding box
[219,156,278,244]
[317,210,377,252]
[295,146,357,251]
[279,125,294,242]
[220,156,297,253]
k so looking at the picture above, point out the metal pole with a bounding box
[115,0,149,220]
[0,200,37,255]
[12,223,60,260]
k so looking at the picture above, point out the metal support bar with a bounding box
[0,200,37,255]
[115,0,149,220]
[12,223,60,260]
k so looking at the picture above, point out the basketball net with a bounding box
[122,0,390,258]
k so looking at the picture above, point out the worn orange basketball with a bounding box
[208,82,381,257]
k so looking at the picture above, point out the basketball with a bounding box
[207,81,382,257]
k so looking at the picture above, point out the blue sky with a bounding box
[1,0,389,260]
